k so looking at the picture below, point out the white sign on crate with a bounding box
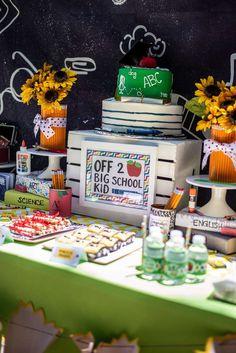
[80,140,157,217]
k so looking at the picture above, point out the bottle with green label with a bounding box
[186,235,208,283]
[141,227,164,281]
[160,236,187,286]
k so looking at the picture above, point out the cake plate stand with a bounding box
[28,148,67,179]
[186,175,236,217]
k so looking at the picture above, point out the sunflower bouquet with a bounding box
[21,63,77,111]
[185,76,236,133]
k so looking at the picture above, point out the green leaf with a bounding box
[127,160,134,165]
[134,162,141,169]
[185,97,206,117]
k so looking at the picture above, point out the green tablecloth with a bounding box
[0,216,235,353]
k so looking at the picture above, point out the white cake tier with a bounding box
[102,98,183,135]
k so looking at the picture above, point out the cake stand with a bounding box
[28,148,67,179]
[186,175,236,217]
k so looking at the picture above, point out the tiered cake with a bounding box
[101,42,184,135]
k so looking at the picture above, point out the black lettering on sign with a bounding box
[117,162,124,174]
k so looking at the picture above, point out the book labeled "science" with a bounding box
[4,190,49,211]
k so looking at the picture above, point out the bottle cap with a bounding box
[149,227,163,241]
[189,188,197,196]
[172,236,185,246]
[20,140,27,151]
[192,235,206,244]
[170,229,183,239]
[149,226,161,234]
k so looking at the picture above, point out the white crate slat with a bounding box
[157,161,176,179]
[67,149,81,164]
[155,196,170,205]
[66,179,80,196]
[157,144,177,161]
[156,179,174,196]
[66,164,81,180]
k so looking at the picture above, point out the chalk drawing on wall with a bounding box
[0,51,37,115]
[0,0,19,34]
[120,25,166,58]
[64,57,96,75]
[112,0,127,5]
[226,53,236,86]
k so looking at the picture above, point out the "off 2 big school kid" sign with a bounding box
[83,148,152,209]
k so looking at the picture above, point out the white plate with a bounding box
[43,238,142,264]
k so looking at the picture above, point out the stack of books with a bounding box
[175,208,236,254]
[3,172,51,211]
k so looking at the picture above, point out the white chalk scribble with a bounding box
[0,0,20,34]
[112,0,127,5]
[64,57,96,75]
[120,25,166,58]
[226,52,236,86]
[0,51,37,114]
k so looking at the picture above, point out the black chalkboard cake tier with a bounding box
[102,98,183,135]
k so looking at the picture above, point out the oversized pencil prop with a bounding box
[164,187,184,210]
[52,170,64,189]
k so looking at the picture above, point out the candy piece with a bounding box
[87,224,108,234]
[114,231,136,244]
[100,228,119,238]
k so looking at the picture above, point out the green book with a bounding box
[4,189,49,211]
[116,67,173,99]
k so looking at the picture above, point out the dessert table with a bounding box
[0,216,235,353]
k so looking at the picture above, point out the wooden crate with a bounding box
[66,130,202,225]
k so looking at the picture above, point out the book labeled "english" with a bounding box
[175,208,236,233]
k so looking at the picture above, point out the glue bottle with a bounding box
[188,188,197,213]
[16,140,31,175]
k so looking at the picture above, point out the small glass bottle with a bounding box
[141,228,164,281]
[160,236,187,286]
[186,235,208,283]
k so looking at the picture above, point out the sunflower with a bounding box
[218,115,236,133]
[195,75,223,105]
[37,63,53,83]
[21,63,77,108]
[196,118,212,131]
[45,68,77,90]
[20,73,40,103]
[21,87,34,104]
[214,101,236,132]
[205,105,221,125]
[36,87,67,111]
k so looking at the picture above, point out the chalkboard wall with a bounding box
[0,0,235,208]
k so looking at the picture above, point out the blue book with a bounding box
[0,174,8,200]
[0,173,15,200]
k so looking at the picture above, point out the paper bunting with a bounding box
[96,335,139,353]
[70,332,95,353]
[196,334,236,353]
[5,302,63,353]
[71,333,139,353]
